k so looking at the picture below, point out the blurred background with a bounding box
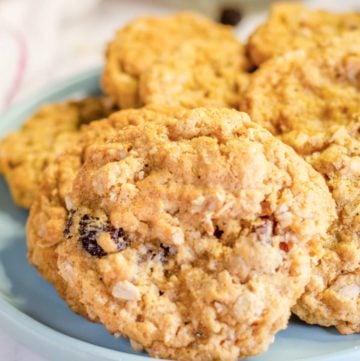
[0,0,359,112]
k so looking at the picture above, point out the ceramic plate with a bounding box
[0,69,359,361]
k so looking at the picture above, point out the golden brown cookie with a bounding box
[0,97,115,208]
[243,32,360,333]
[293,125,360,334]
[28,107,335,360]
[139,38,250,109]
[102,12,249,109]
[27,150,88,316]
[27,112,122,318]
[247,2,360,66]
[243,31,360,155]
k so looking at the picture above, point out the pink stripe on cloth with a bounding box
[4,29,28,108]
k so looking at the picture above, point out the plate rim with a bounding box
[0,68,359,361]
[0,68,101,131]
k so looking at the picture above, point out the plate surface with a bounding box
[0,69,359,361]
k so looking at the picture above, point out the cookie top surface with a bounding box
[243,32,360,155]
[139,38,250,109]
[51,107,335,360]
[247,2,360,66]
[0,97,115,208]
[102,12,245,109]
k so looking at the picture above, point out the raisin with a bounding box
[219,7,243,26]
[78,215,126,257]
[79,215,107,257]
[77,214,132,257]
[213,226,224,239]
[109,225,130,251]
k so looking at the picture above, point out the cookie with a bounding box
[26,112,122,318]
[243,32,360,333]
[247,2,360,66]
[293,126,360,334]
[27,150,88,316]
[243,31,360,155]
[0,97,115,208]
[45,107,334,360]
[139,38,250,109]
[102,12,248,109]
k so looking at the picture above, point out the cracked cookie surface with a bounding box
[0,97,115,208]
[243,32,360,155]
[247,2,360,66]
[31,107,336,360]
[139,38,250,109]
[102,12,248,109]
[243,32,360,333]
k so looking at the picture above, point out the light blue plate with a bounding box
[0,69,359,361]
